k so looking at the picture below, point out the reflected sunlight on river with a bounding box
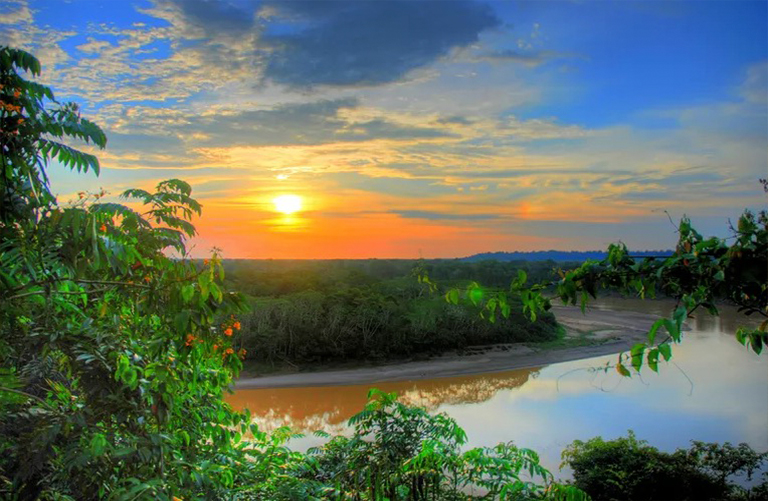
[225,298,768,477]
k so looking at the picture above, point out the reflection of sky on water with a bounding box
[227,302,768,478]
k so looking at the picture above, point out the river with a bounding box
[225,298,768,478]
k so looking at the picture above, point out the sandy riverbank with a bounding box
[234,303,665,389]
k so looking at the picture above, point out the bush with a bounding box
[561,432,768,501]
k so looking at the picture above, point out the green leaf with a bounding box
[647,318,664,345]
[445,288,459,305]
[658,343,672,362]
[647,348,659,373]
[630,343,645,372]
[90,433,107,456]
[181,284,195,303]
[616,362,631,377]
[663,319,680,343]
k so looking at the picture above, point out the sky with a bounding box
[2,0,766,259]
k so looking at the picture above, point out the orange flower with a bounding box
[13,90,20,98]
[143,275,151,283]
[225,348,234,355]
[213,344,218,351]
[233,321,241,330]
[99,224,107,232]
[203,259,210,266]
[224,328,233,337]
[238,348,247,359]
[185,334,195,346]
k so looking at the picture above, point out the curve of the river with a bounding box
[226,298,768,479]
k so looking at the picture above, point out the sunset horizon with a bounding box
[2,0,766,259]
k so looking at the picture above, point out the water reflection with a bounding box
[227,366,539,435]
[226,300,768,477]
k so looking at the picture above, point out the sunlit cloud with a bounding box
[3,0,766,257]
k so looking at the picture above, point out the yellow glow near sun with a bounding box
[273,194,303,214]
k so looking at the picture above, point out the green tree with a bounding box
[561,432,768,501]
[1,45,250,500]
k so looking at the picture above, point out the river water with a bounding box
[226,299,768,477]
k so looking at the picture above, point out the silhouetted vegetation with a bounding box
[561,432,768,501]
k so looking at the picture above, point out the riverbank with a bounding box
[234,303,663,389]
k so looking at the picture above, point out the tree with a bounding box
[561,432,768,501]
[432,205,767,376]
[1,45,251,500]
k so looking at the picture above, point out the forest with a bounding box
[1,47,767,500]
[223,259,563,366]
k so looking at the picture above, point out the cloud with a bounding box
[740,60,767,105]
[437,115,474,126]
[393,210,500,221]
[0,0,32,25]
[260,0,500,88]
[141,0,258,39]
[498,116,592,140]
[478,49,568,67]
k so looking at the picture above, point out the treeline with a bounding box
[222,258,569,296]
[463,250,673,262]
[221,260,564,365]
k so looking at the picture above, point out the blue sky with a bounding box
[1,0,766,258]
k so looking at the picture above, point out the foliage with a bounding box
[234,285,558,365]
[436,207,767,375]
[561,432,768,501]
[1,46,253,499]
[303,389,588,500]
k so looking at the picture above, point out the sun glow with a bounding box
[273,194,303,214]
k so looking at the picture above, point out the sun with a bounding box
[273,194,303,215]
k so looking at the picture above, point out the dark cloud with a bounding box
[342,119,453,140]
[179,98,452,146]
[436,115,474,125]
[261,1,500,87]
[159,0,257,34]
[188,98,357,146]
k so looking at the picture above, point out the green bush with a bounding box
[561,432,768,501]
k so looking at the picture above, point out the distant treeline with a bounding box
[222,260,563,366]
[222,258,569,296]
[462,250,674,262]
